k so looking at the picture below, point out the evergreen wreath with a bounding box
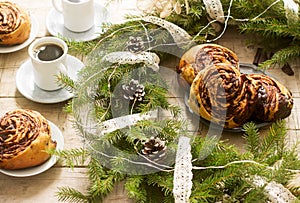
[53,1,300,202]
[53,120,300,202]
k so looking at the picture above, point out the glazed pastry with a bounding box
[177,44,239,86]
[0,1,31,46]
[188,63,260,129]
[248,74,293,122]
[0,109,56,170]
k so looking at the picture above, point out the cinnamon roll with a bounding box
[248,74,294,122]
[177,44,239,86]
[0,1,31,46]
[0,109,56,170]
[188,63,260,129]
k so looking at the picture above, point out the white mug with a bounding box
[52,0,95,32]
[28,37,68,91]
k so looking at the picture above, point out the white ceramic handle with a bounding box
[58,63,68,76]
[52,0,63,13]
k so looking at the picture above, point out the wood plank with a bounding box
[267,63,300,97]
[0,167,89,203]
[0,167,134,203]
[217,27,257,64]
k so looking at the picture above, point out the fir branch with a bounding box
[56,186,89,203]
[226,0,285,20]
[101,130,125,145]
[243,122,261,158]
[57,117,300,202]
[146,172,174,197]
[49,148,88,168]
[259,120,287,163]
[87,158,125,200]
[125,176,148,202]
[138,84,173,114]
[63,99,73,113]
[240,19,291,38]
[57,73,77,93]
[260,44,300,69]
[191,167,238,202]
[62,36,99,56]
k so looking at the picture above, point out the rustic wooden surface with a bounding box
[0,0,299,203]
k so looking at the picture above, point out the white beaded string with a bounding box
[173,136,193,203]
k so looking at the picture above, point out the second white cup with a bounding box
[52,0,95,32]
[28,37,68,91]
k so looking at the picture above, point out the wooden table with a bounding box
[0,1,299,202]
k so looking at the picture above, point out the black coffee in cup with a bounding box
[34,44,64,61]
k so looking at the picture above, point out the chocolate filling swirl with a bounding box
[248,74,293,122]
[0,1,23,34]
[177,44,239,86]
[0,109,56,169]
[0,1,31,46]
[189,63,260,128]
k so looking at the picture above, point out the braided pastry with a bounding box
[177,44,239,86]
[179,43,293,129]
[0,1,31,46]
[248,74,294,122]
[0,109,56,170]
[188,63,260,128]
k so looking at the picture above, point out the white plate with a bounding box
[0,14,39,53]
[46,2,109,42]
[0,121,64,177]
[16,54,84,104]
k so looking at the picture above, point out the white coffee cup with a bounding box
[28,37,68,91]
[52,0,95,32]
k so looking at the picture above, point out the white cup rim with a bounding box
[63,0,89,5]
[28,37,68,63]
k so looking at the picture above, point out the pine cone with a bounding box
[125,36,145,53]
[141,137,167,162]
[122,79,145,101]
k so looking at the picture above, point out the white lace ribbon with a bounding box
[102,51,160,72]
[173,136,193,203]
[202,0,225,23]
[250,175,298,203]
[98,110,158,136]
[283,0,299,24]
[141,16,192,47]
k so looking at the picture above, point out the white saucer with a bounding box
[16,55,84,104]
[46,3,109,42]
[0,121,64,177]
[0,14,39,53]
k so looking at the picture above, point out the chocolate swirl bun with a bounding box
[0,109,56,170]
[0,1,31,46]
[188,63,260,129]
[248,74,293,122]
[177,44,239,86]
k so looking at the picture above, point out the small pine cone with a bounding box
[125,36,145,53]
[141,137,167,162]
[122,79,145,101]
